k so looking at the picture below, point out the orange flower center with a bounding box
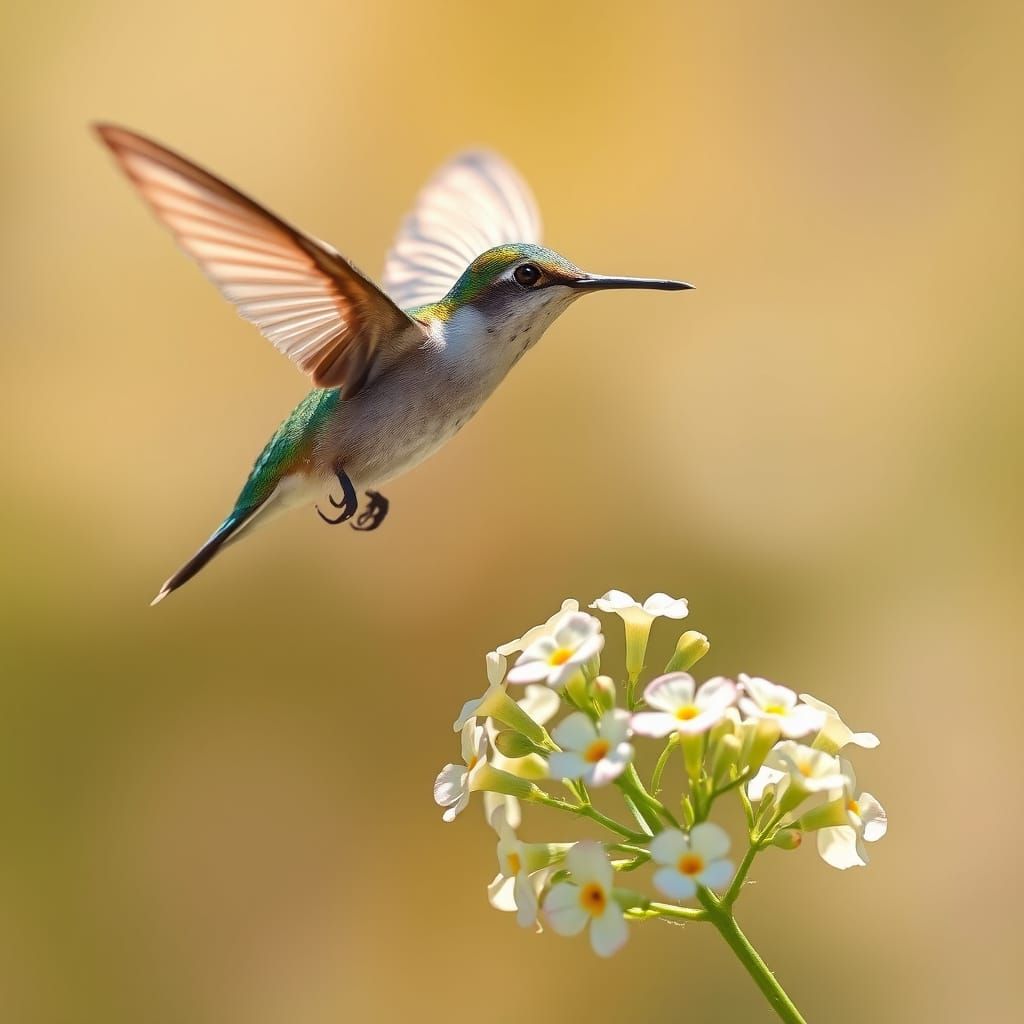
[507,851,522,875]
[675,705,699,721]
[579,882,607,916]
[584,739,611,763]
[466,755,479,772]
[677,853,705,876]
[548,647,574,666]
[847,799,861,817]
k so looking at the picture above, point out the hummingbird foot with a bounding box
[316,468,359,525]
[351,490,390,532]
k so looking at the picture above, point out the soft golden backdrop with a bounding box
[2,1,1022,1021]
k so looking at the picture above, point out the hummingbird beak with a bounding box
[570,274,694,292]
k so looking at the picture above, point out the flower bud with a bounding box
[711,734,742,784]
[494,730,545,759]
[488,692,550,746]
[797,798,852,832]
[742,719,781,774]
[709,714,735,747]
[755,785,778,827]
[771,828,803,851]
[593,674,616,712]
[665,631,711,673]
[681,732,704,781]
[471,764,543,801]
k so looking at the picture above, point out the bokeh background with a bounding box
[2,1,1022,1021]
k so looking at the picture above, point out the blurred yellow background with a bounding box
[2,1,1022,1020]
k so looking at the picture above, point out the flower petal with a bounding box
[817,825,865,869]
[630,711,678,738]
[643,672,696,711]
[589,905,629,957]
[543,883,589,936]
[697,858,734,891]
[520,684,560,725]
[642,593,689,619]
[590,590,638,613]
[552,711,597,752]
[487,873,517,911]
[433,763,467,807]
[648,828,688,865]
[690,822,731,861]
[547,751,588,780]
[566,840,614,889]
[653,867,697,900]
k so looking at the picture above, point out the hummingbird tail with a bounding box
[150,507,258,606]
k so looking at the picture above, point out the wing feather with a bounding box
[96,123,425,394]
[382,150,542,308]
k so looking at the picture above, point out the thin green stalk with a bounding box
[650,735,677,797]
[698,889,807,1024]
[721,841,760,909]
[533,793,647,842]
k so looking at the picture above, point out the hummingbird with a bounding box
[95,125,692,605]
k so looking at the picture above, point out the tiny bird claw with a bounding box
[351,490,390,532]
[316,468,359,525]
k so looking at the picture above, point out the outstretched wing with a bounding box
[382,150,542,309]
[96,124,426,395]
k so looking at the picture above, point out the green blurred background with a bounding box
[2,1,1022,1020]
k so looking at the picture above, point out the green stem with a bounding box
[533,794,647,842]
[722,841,760,909]
[699,890,807,1024]
[619,764,678,830]
[650,736,677,796]
[639,902,707,922]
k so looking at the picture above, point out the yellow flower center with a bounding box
[677,853,705,876]
[798,760,813,777]
[579,882,607,916]
[675,705,699,721]
[764,704,786,715]
[548,647,574,666]
[847,799,861,817]
[466,755,479,772]
[507,851,522,875]
[584,739,611,763]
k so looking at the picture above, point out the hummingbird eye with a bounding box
[513,263,542,288]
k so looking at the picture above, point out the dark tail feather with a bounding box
[150,507,258,606]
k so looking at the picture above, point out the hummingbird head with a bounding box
[430,243,692,356]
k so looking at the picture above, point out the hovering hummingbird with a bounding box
[95,125,692,605]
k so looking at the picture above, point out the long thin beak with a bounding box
[571,274,694,292]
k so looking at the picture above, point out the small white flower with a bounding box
[746,764,784,801]
[496,599,580,657]
[549,710,634,786]
[485,807,560,929]
[765,741,850,794]
[649,824,734,901]
[433,720,488,822]
[800,693,880,753]
[453,651,507,731]
[543,841,628,957]
[507,612,604,688]
[815,760,888,870]
[590,590,689,677]
[484,684,561,829]
[738,674,825,738]
[632,673,737,737]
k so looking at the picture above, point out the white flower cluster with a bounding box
[433,591,887,958]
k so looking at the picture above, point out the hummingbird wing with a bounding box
[96,124,427,395]
[382,151,542,308]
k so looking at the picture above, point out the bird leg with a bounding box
[351,491,390,532]
[316,468,359,525]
